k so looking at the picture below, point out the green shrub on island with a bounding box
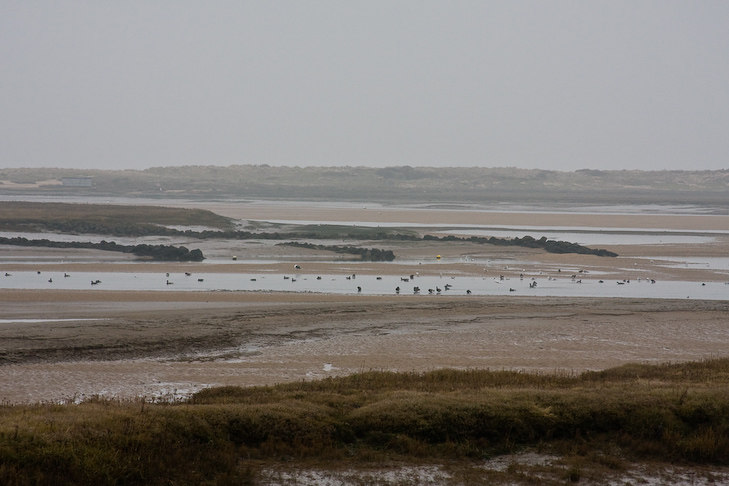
[422,234,618,257]
[0,236,205,262]
[279,242,396,261]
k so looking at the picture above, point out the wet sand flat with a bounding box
[1,291,728,404]
[174,201,729,231]
[2,205,729,404]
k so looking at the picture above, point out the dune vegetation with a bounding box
[0,201,235,235]
[1,358,728,485]
[2,166,729,209]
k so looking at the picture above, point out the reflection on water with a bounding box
[2,271,727,301]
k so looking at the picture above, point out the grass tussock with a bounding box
[2,358,729,485]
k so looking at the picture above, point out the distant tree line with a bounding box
[5,165,729,207]
[0,237,205,262]
[279,242,396,261]
[281,234,616,259]
[420,234,618,257]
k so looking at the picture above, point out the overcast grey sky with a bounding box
[1,1,728,172]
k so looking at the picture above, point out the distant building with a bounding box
[61,177,94,187]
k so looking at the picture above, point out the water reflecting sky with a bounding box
[2,271,727,301]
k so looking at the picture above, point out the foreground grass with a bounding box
[2,359,729,485]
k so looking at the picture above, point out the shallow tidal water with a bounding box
[2,270,728,300]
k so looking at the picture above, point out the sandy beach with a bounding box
[2,205,729,404]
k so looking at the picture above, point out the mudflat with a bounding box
[1,205,729,404]
[2,291,729,404]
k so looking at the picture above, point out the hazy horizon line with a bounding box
[2,164,728,174]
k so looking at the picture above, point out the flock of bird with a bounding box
[158,267,477,294]
[0,268,648,295]
[10,262,728,298]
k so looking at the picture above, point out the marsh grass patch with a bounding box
[1,358,729,485]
